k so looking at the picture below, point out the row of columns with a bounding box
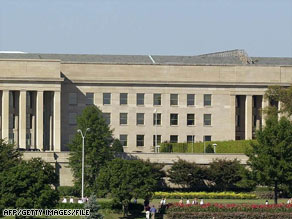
[1,90,61,152]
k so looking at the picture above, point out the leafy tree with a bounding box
[208,159,246,191]
[0,158,59,212]
[111,139,124,153]
[84,194,103,219]
[97,158,164,216]
[0,139,22,172]
[68,106,114,195]
[167,159,207,190]
[246,117,292,204]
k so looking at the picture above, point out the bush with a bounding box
[58,186,80,197]
[160,140,254,153]
[205,144,214,153]
[153,192,256,199]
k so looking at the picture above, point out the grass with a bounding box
[3,198,290,219]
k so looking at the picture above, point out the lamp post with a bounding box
[154,109,157,153]
[77,128,90,202]
[213,143,217,153]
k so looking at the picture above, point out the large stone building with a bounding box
[0,49,292,154]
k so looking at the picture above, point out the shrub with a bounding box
[58,186,80,197]
[205,144,214,153]
[153,192,256,199]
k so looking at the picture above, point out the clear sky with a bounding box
[0,0,292,57]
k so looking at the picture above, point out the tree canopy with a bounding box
[68,106,115,195]
[246,117,292,204]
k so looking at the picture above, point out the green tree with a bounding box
[68,106,114,195]
[208,159,246,191]
[0,158,59,211]
[112,139,124,153]
[167,159,207,190]
[0,139,22,172]
[246,117,292,204]
[84,194,103,219]
[97,158,164,216]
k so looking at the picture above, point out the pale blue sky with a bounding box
[0,0,292,57]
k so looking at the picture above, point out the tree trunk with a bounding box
[274,181,278,204]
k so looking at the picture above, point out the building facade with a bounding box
[0,50,292,153]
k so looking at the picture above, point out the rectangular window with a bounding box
[136,135,144,147]
[103,93,111,105]
[204,135,212,142]
[153,135,162,146]
[26,133,31,146]
[170,94,178,106]
[86,93,94,105]
[170,113,178,126]
[204,94,212,106]
[69,113,77,125]
[69,93,77,105]
[187,135,195,143]
[187,94,195,106]
[153,93,161,106]
[136,113,144,125]
[120,135,128,147]
[153,113,161,125]
[187,114,195,126]
[170,135,178,143]
[204,114,211,126]
[120,113,128,125]
[102,113,111,125]
[120,93,128,105]
[137,93,144,105]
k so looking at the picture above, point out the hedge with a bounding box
[154,192,256,199]
[166,212,292,219]
[160,140,255,153]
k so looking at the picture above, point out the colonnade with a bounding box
[0,90,61,152]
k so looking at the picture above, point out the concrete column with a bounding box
[2,90,9,141]
[230,95,236,140]
[31,115,35,147]
[245,95,253,140]
[14,115,19,146]
[19,90,26,149]
[36,91,44,150]
[262,96,269,127]
[53,91,61,152]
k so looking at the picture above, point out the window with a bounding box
[136,135,144,146]
[103,93,111,105]
[187,94,195,106]
[153,93,161,105]
[153,135,161,146]
[136,113,144,125]
[9,133,14,144]
[187,135,195,143]
[102,113,111,125]
[137,93,144,105]
[120,135,128,147]
[26,133,31,146]
[204,114,211,126]
[170,113,178,126]
[204,135,212,142]
[187,114,195,126]
[86,93,94,105]
[69,113,77,125]
[170,135,178,143]
[120,93,128,105]
[204,94,212,106]
[153,113,161,125]
[170,94,178,106]
[69,93,77,105]
[120,113,128,125]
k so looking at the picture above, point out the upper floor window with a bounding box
[187,94,195,106]
[69,93,77,105]
[187,114,195,126]
[170,94,178,106]
[137,93,144,105]
[120,93,128,105]
[170,113,178,126]
[136,135,144,147]
[204,94,212,106]
[204,114,211,126]
[86,93,94,105]
[120,135,128,147]
[103,93,111,105]
[120,113,128,125]
[153,135,162,146]
[136,113,144,125]
[153,93,161,106]
[102,113,111,125]
[187,135,195,143]
[153,113,162,125]
[170,135,178,143]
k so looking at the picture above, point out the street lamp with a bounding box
[154,109,157,153]
[77,128,90,202]
[213,143,217,153]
